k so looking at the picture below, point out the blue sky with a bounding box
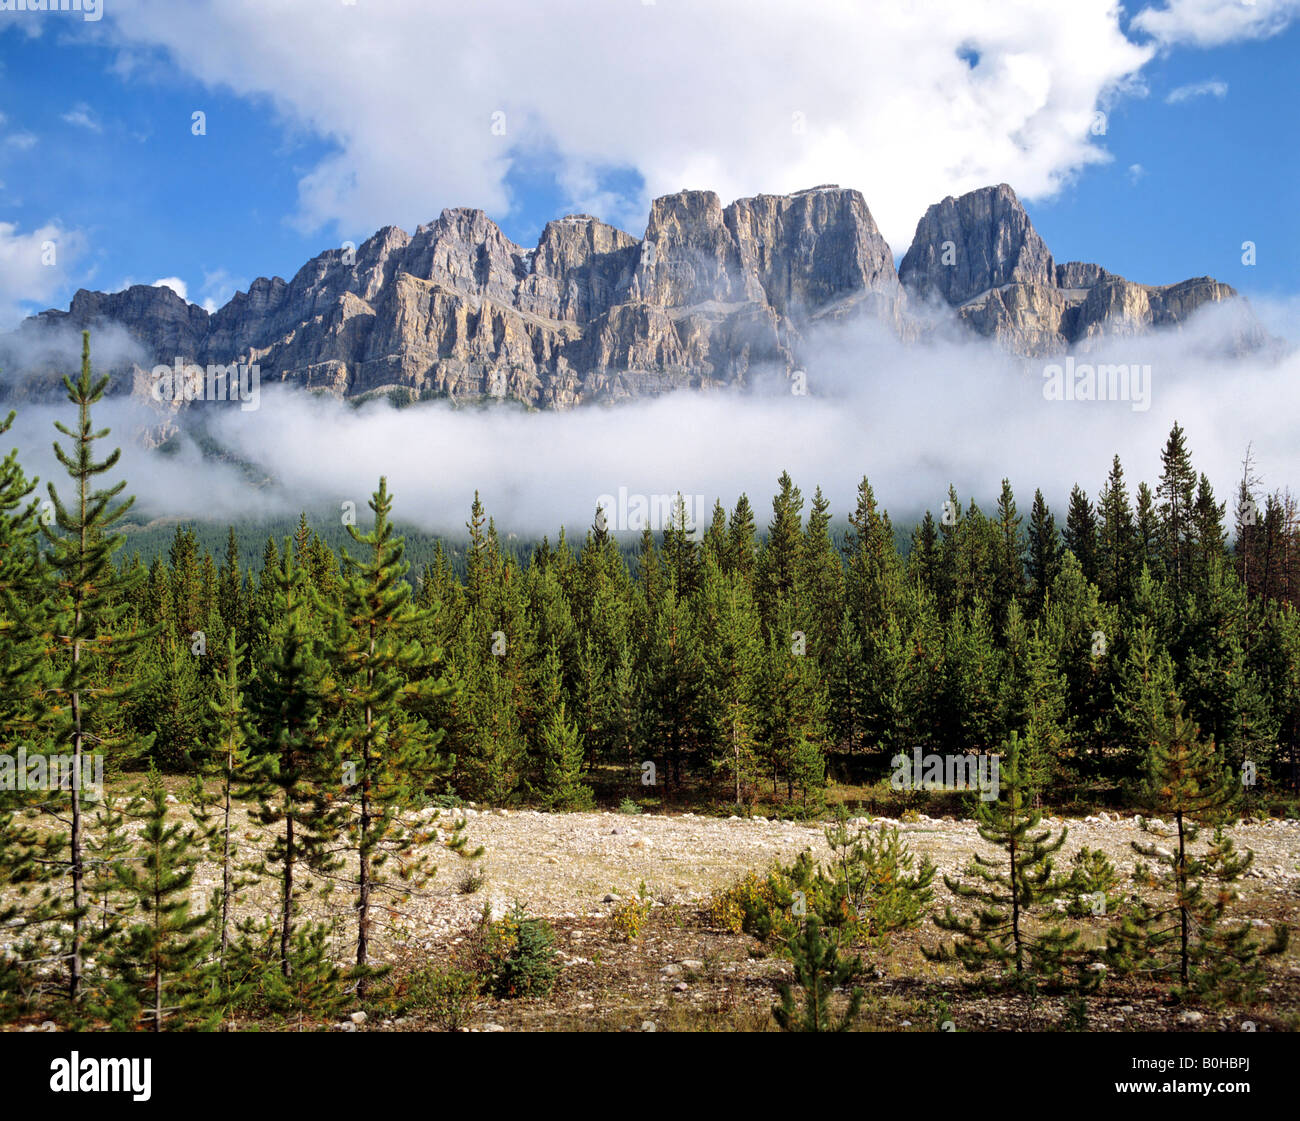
[0,0,1297,328]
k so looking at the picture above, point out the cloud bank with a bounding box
[4,304,1294,543]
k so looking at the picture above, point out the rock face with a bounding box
[3,183,1261,411]
[899,183,1055,306]
[899,184,1265,356]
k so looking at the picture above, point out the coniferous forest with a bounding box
[1,335,1297,1035]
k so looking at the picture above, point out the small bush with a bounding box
[403,964,478,1031]
[708,816,933,951]
[617,798,642,815]
[708,868,790,938]
[476,904,560,999]
[458,866,487,895]
[609,882,652,942]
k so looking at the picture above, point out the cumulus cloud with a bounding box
[151,276,188,301]
[0,221,87,327]
[102,0,1153,250]
[1165,78,1228,103]
[1133,0,1300,48]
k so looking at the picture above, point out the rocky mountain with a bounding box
[2,183,1264,412]
[898,183,1264,356]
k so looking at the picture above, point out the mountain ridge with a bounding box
[3,182,1267,412]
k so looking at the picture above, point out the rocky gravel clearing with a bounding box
[192,802,1300,970]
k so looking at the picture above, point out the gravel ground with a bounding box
[190,804,1300,966]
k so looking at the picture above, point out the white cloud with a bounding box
[1127,163,1147,184]
[198,267,242,314]
[4,299,1288,543]
[61,102,102,132]
[1133,0,1300,48]
[1166,78,1228,103]
[104,0,1154,251]
[0,221,87,327]
[151,276,188,300]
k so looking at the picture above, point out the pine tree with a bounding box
[702,560,763,805]
[102,768,217,1031]
[844,476,901,633]
[636,584,708,790]
[754,604,827,804]
[0,410,58,1014]
[316,478,475,996]
[1134,482,1162,577]
[661,492,701,595]
[772,916,863,1032]
[197,633,254,968]
[1019,624,1068,800]
[40,332,156,1002]
[1108,697,1287,996]
[1191,472,1227,589]
[533,698,592,811]
[217,526,246,642]
[245,542,338,979]
[927,734,1078,982]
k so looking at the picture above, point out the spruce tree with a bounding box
[845,476,901,633]
[992,478,1024,630]
[1063,485,1099,586]
[799,485,844,669]
[1097,455,1136,605]
[725,493,757,584]
[756,472,804,631]
[1157,422,1199,595]
[1025,488,1061,614]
